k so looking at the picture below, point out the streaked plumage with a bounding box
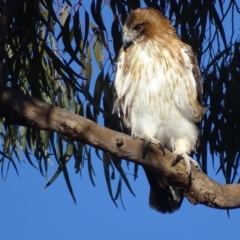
[113,8,205,213]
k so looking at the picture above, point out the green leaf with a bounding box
[86,103,94,121]
[44,166,62,189]
[103,152,118,208]
[62,11,85,68]
[111,156,135,197]
[82,46,92,81]
[86,145,96,187]
[91,0,106,31]
[59,5,69,26]
[74,142,83,174]
[212,6,227,48]
[93,70,104,118]
[0,151,19,177]
[40,130,49,150]
[83,10,89,50]
[114,178,122,200]
[66,142,74,156]
[111,16,122,56]
[134,163,138,181]
[93,36,103,69]
[62,159,77,204]
[73,8,86,58]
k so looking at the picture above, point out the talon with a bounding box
[157,143,165,155]
[172,154,182,167]
[132,133,165,156]
[132,133,140,140]
[172,154,191,176]
[190,158,202,171]
[142,140,150,158]
[172,153,200,176]
[149,138,165,155]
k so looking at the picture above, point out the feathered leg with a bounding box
[172,138,201,175]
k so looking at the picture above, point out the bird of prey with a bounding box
[113,8,205,213]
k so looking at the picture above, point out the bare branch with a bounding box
[1,85,240,210]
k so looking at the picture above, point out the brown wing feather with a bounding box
[186,47,204,106]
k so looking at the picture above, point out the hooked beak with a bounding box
[122,32,133,50]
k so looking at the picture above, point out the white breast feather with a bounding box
[114,44,199,153]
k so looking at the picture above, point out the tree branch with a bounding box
[0,85,240,210]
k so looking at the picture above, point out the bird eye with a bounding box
[133,24,143,30]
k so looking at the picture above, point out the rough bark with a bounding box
[0,85,240,210]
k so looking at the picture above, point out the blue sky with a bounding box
[1,1,240,240]
[2,159,240,240]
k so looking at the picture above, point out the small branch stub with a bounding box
[116,137,124,147]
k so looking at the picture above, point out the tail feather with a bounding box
[144,167,183,213]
